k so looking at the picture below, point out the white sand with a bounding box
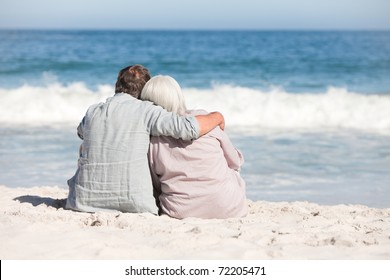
[0,185,389,260]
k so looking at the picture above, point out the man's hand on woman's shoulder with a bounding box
[195,111,225,136]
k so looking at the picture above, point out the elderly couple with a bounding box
[66,65,247,219]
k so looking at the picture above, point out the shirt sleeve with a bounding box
[143,103,200,141]
[209,127,244,171]
[77,102,101,140]
[76,117,85,140]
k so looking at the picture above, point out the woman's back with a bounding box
[149,110,248,219]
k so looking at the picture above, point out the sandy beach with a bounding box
[0,184,389,260]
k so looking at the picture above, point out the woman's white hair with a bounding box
[141,75,187,115]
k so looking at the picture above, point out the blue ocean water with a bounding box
[1,30,390,208]
[1,30,390,92]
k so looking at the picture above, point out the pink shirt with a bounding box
[149,110,248,219]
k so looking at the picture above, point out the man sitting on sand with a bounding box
[66,65,225,214]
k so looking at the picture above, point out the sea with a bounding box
[0,30,389,208]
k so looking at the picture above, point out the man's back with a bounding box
[67,93,158,213]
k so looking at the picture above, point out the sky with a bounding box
[0,0,389,30]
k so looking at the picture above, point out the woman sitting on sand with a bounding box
[140,75,248,219]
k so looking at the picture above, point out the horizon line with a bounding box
[1,27,390,32]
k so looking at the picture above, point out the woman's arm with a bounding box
[148,147,162,212]
[211,127,244,171]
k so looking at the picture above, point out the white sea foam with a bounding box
[185,85,390,134]
[0,82,112,127]
[1,83,390,134]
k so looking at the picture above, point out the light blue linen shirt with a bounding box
[66,93,199,214]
